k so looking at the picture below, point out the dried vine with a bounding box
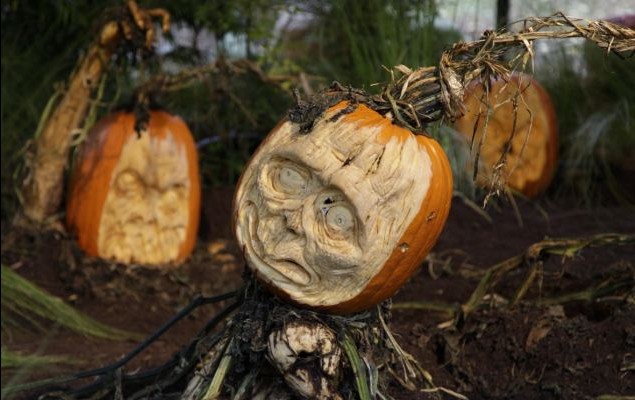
[17,1,170,225]
[289,13,634,201]
[392,232,635,321]
[380,13,635,132]
[291,14,634,132]
[131,58,308,132]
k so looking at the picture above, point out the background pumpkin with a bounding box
[234,101,453,314]
[66,110,201,266]
[453,73,559,198]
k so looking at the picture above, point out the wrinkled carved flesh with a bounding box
[98,131,190,264]
[235,105,432,308]
[268,321,343,400]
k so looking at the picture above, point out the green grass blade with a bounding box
[1,347,79,369]
[201,338,234,400]
[342,332,371,400]
[1,265,141,340]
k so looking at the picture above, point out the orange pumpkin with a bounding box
[454,73,559,197]
[234,101,453,314]
[66,110,201,266]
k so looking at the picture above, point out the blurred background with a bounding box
[2,0,634,224]
[2,3,634,397]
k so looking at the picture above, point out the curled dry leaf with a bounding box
[525,306,566,351]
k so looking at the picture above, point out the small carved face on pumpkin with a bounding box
[97,131,191,264]
[66,111,201,266]
[454,74,558,197]
[235,102,452,313]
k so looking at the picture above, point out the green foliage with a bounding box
[342,332,371,400]
[0,0,295,221]
[538,43,635,205]
[0,0,121,219]
[1,347,77,369]
[298,0,461,91]
[0,347,81,399]
[156,0,283,44]
[1,265,140,340]
[430,124,479,198]
[583,42,635,158]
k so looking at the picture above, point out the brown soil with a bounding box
[1,188,634,399]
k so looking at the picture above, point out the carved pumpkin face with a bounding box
[454,73,559,197]
[66,111,201,266]
[234,102,452,314]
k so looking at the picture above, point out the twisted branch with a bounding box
[374,13,635,133]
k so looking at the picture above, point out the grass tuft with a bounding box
[1,347,79,369]
[1,265,141,341]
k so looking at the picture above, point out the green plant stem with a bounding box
[391,301,458,319]
[201,338,234,400]
[341,332,371,400]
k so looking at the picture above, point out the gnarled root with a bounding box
[268,320,343,400]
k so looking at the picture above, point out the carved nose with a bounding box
[283,209,303,235]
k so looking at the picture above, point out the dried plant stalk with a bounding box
[360,13,634,201]
[462,232,634,317]
[378,13,635,131]
[136,58,305,96]
[18,1,170,224]
[301,14,633,152]
[284,14,632,203]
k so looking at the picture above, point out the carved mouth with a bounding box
[99,222,186,265]
[242,203,311,286]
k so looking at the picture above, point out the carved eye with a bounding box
[162,187,179,203]
[115,170,144,196]
[316,191,356,235]
[325,205,354,232]
[277,166,307,193]
[158,186,184,217]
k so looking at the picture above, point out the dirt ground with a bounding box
[1,186,634,399]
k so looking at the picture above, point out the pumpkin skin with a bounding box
[454,73,559,197]
[66,110,201,266]
[234,101,453,314]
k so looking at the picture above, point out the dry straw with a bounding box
[137,13,634,200]
[378,12,635,132]
[358,13,634,201]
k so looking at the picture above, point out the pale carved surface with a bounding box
[235,108,433,307]
[98,131,190,264]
